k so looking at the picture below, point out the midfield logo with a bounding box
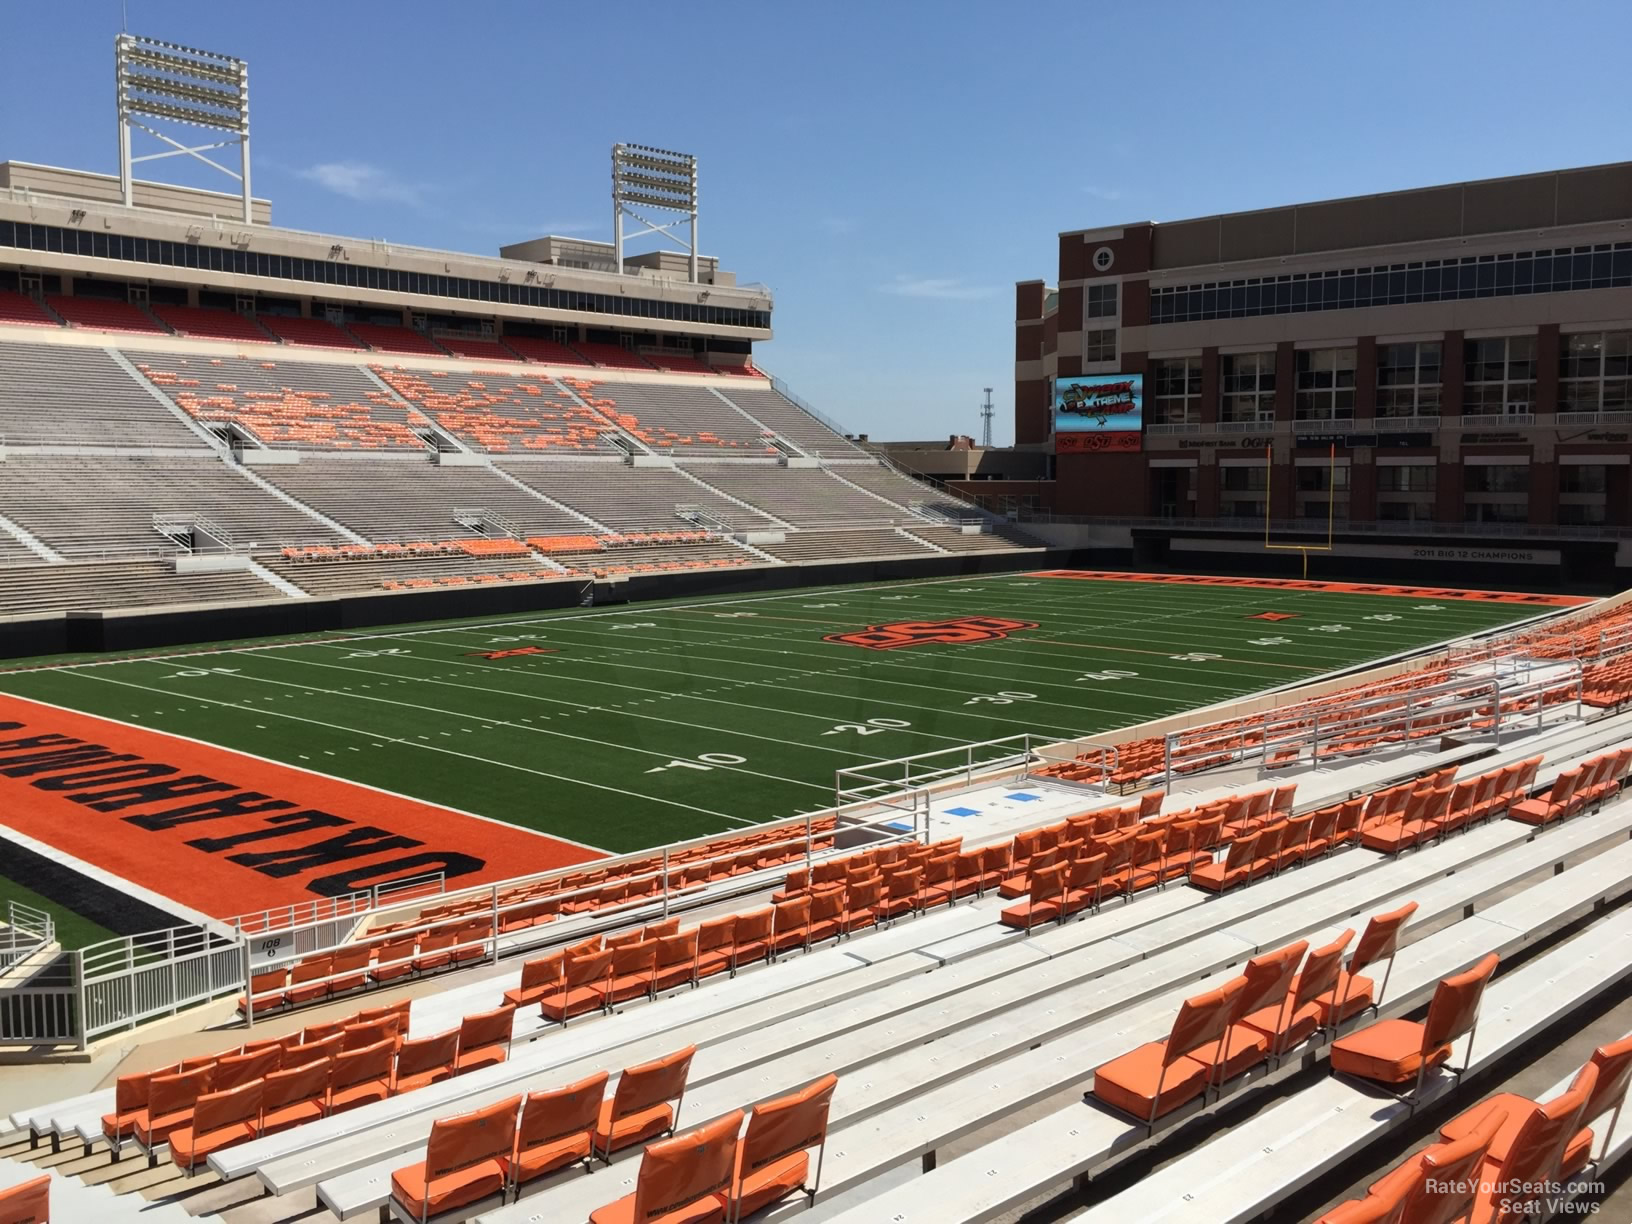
[824,616,1040,651]
[466,646,558,660]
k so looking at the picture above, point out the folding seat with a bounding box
[450,919,491,967]
[606,928,647,952]
[1318,901,1419,1027]
[587,1107,744,1224]
[1470,766,1514,823]
[239,966,289,1017]
[287,954,334,1006]
[330,1038,396,1113]
[1511,767,1582,826]
[294,1032,345,1064]
[103,1067,170,1150]
[1361,787,1433,854]
[1245,934,1347,1061]
[343,1014,403,1053]
[695,916,736,980]
[414,929,459,974]
[1303,805,1342,858]
[1270,784,1297,817]
[1091,978,1246,1129]
[876,866,922,924]
[726,1073,839,1220]
[1462,1066,1598,1224]
[1062,852,1110,918]
[390,1094,520,1223]
[998,847,1054,899]
[1438,779,1481,837]
[0,1174,48,1224]
[1190,830,1259,893]
[771,895,813,957]
[170,1079,263,1174]
[594,1045,698,1161]
[805,885,849,945]
[503,950,565,1008]
[359,998,413,1028]
[949,849,987,900]
[330,943,374,993]
[1138,788,1165,820]
[213,1045,281,1090]
[999,863,1068,933]
[455,1004,516,1074]
[1195,944,1308,1092]
[730,908,773,973]
[1440,1033,1631,1178]
[511,1071,608,1193]
[1319,1103,1505,1224]
[133,1064,214,1161]
[912,852,957,908]
[394,1030,460,1094]
[541,948,614,1024]
[1330,952,1499,1095]
[609,940,660,1005]
[1121,828,1167,898]
[372,934,420,984]
[565,933,606,960]
[1247,820,1289,880]
[844,877,881,935]
[811,859,847,887]
[1275,812,1315,869]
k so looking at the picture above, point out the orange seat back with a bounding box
[420,1094,521,1201]
[214,1045,282,1091]
[734,1073,838,1198]
[565,948,615,989]
[627,1109,745,1224]
[1495,1064,1598,1207]
[697,915,736,953]
[1420,953,1499,1056]
[1582,1033,1632,1127]
[1409,1103,1507,1224]
[1294,930,1354,1012]
[395,1030,459,1083]
[1233,940,1309,1020]
[150,1065,214,1118]
[657,930,699,969]
[1352,901,1419,973]
[0,1174,49,1224]
[332,1038,395,1093]
[1165,978,1245,1068]
[517,1071,608,1151]
[610,1045,697,1126]
[193,1078,263,1137]
[518,951,565,994]
[343,1015,402,1052]
[458,1004,516,1051]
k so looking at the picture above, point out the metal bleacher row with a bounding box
[0,333,1034,613]
[11,698,1629,1224]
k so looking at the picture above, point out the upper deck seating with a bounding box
[640,350,716,376]
[132,352,427,450]
[496,462,776,532]
[257,458,592,542]
[149,306,273,344]
[753,529,935,564]
[0,341,202,446]
[573,380,777,454]
[436,336,521,362]
[347,323,449,357]
[375,368,622,454]
[46,296,167,335]
[0,456,346,555]
[576,342,659,372]
[713,384,865,455]
[256,316,366,350]
[682,464,909,527]
[834,462,982,518]
[0,290,59,327]
[501,336,595,366]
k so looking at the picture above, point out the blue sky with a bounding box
[3,1,1629,444]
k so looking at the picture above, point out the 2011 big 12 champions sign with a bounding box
[1054,373,1143,453]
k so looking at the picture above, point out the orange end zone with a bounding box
[0,692,603,920]
[1025,570,1593,607]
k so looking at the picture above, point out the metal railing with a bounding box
[227,872,445,938]
[767,374,856,442]
[0,901,54,972]
[1009,509,1632,541]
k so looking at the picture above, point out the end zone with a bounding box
[0,692,602,920]
[1026,570,1594,606]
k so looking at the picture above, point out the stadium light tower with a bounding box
[981,387,995,448]
[116,33,253,223]
[612,144,699,283]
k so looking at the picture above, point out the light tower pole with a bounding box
[980,387,994,448]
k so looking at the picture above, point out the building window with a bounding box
[1294,348,1356,421]
[1295,464,1350,520]
[1083,329,1117,363]
[1220,351,1276,423]
[1559,331,1632,415]
[1463,336,1536,417]
[1377,464,1437,493]
[1560,464,1608,494]
[1378,501,1434,522]
[1464,464,1530,493]
[1146,242,1632,325]
[1152,356,1201,424]
[1376,342,1442,417]
[1559,502,1608,525]
[1221,466,1268,492]
[1086,283,1118,319]
[1465,502,1528,524]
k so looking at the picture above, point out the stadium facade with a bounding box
[1014,161,1632,544]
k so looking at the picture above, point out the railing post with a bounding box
[73,949,87,1052]
[240,938,255,1031]
[490,884,500,965]
[166,927,178,1020]
[805,810,814,871]
[1492,678,1503,748]
[661,847,671,919]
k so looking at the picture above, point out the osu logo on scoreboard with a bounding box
[824,616,1040,651]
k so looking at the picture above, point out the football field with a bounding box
[0,572,1576,861]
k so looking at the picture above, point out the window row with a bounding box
[0,220,772,330]
[1148,243,1632,325]
[1148,332,1632,423]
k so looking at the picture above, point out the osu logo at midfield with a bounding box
[825,616,1039,651]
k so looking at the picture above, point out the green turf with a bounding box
[0,573,1559,853]
[0,873,116,950]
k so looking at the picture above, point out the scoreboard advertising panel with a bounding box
[1054,373,1143,453]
